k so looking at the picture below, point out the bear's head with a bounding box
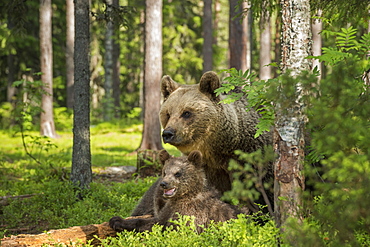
[158,149,206,200]
[159,71,222,155]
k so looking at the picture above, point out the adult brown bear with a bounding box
[131,71,272,216]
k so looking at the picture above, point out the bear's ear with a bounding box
[187,150,203,167]
[199,71,221,101]
[161,75,179,101]
[158,149,171,165]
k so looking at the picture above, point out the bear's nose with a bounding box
[162,128,175,143]
[160,181,168,189]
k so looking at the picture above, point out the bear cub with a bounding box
[109,150,243,233]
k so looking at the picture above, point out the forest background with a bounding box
[0,0,369,246]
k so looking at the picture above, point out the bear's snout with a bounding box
[160,181,169,189]
[162,128,175,143]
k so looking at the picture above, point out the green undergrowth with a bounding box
[98,214,280,247]
[1,178,156,237]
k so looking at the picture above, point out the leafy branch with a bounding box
[13,73,57,166]
[215,68,275,138]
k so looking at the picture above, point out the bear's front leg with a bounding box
[109,216,157,232]
[109,216,127,232]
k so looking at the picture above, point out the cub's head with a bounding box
[158,149,206,200]
[159,71,222,155]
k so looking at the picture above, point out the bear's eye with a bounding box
[181,111,192,119]
[174,172,182,177]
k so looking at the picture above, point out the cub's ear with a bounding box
[187,150,203,167]
[199,71,221,101]
[158,149,171,165]
[161,75,179,101]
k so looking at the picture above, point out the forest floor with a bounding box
[0,124,179,238]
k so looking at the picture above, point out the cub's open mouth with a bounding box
[163,188,176,198]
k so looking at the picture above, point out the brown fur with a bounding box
[131,71,272,216]
[160,71,272,193]
[110,150,242,233]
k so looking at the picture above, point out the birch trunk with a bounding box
[312,9,322,80]
[66,0,75,109]
[259,9,271,80]
[40,0,58,138]
[274,0,312,228]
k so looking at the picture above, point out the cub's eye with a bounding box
[174,172,182,178]
[181,111,192,119]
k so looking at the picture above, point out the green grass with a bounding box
[0,122,180,238]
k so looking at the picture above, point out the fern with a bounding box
[359,32,370,55]
[309,26,369,66]
[336,26,358,52]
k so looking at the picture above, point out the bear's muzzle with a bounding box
[162,128,175,144]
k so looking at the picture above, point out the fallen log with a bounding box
[0,215,153,247]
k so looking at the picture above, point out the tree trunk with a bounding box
[213,0,220,46]
[7,53,16,103]
[66,0,75,109]
[312,9,322,80]
[104,0,114,122]
[139,0,163,151]
[39,0,58,138]
[71,0,92,190]
[364,9,370,87]
[137,149,162,177]
[229,0,248,71]
[7,18,16,103]
[112,0,121,119]
[259,9,271,80]
[246,3,253,71]
[274,0,311,229]
[273,13,281,78]
[202,0,213,73]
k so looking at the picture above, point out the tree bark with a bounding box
[39,0,58,138]
[213,0,220,46]
[66,0,75,109]
[137,149,162,177]
[104,0,114,122]
[273,13,281,78]
[112,0,121,119]
[202,0,213,73]
[229,0,249,71]
[259,9,271,80]
[139,0,163,150]
[7,16,16,103]
[71,0,92,190]
[312,9,322,80]
[274,0,311,228]
[246,3,253,71]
